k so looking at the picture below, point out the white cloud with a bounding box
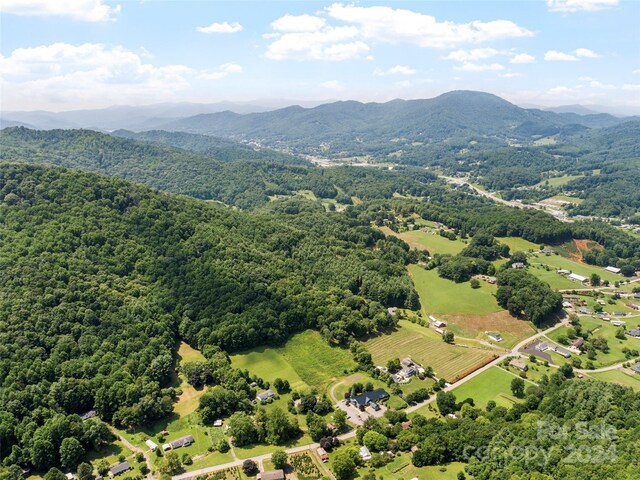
[623,84,640,91]
[455,62,504,72]
[271,14,326,32]
[501,72,522,78]
[510,53,535,64]
[575,48,599,58]
[0,0,120,21]
[544,48,599,61]
[374,65,417,76]
[0,43,198,110]
[548,85,573,95]
[446,48,499,62]
[321,80,343,90]
[197,21,243,34]
[546,0,618,12]
[544,50,579,61]
[264,3,532,61]
[326,3,533,48]
[199,63,243,80]
[265,26,369,61]
[633,69,640,75]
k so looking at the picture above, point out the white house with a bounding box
[604,266,621,274]
[568,273,588,283]
[359,446,372,460]
[145,439,158,451]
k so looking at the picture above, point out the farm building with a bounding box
[351,388,389,409]
[145,439,158,451]
[257,470,285,480]
[512,262,525,269]
[557,269,571,275]
[432,320,446,328]
[487,333,503,342]
[257,389,276,402]
[568,273,588,284]
[487,276,497,284]
[387,307,398,315]
[509,358,528,371]
[317,447,329,462]
[631,363,640,374]
[167,434,194,450]
[110,462,131,477]
[213,419,223,427]
[626,328,640,338]
[604,266,621,274]
[360,446,372,460]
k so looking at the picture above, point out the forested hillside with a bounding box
[0,163,419,469]
[0,127,438,209]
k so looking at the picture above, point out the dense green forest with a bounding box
[0,163,421,470]
[355,375,640,480]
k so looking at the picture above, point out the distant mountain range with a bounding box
[2,92,637,138]
[0,99,332,132]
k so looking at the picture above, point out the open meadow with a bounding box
[381,227,467,255]
[448,366,527,409]
[230,330,356,393]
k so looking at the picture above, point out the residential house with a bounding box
[487,276,497,284]
[626,328,640,338]
[611,320,626,327]
[509,358,528,372]
[213,419,223,427]
[613,311,627,317]
[631,363,640,374]
[65,474,74,480]
[572,338,585,349]
[360,446,372,461]
[110,462,131,477]
[317,447,329,463]
[351,389,389,409]
[168,435,194,449]
[432,320,446,328]
[257,470,285,480]
[512,262,525,269]
[578,307,593,315]
[562,301,573,309]
[626,303,640,311]
[257,389,276,402]
[557,269,571,275]
[145,439,158,451]
[487,333,503,342]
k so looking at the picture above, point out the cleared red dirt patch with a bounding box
[569,239,603,262]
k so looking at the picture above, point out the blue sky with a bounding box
[1,0,639,112]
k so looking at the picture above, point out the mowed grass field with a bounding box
[363,321,496,382]
[450,366,525,408]
[589,369,640,391]
[230,330,356,393]
[408,265,501,315]
[381,227,467,256]
[174,342,207,417]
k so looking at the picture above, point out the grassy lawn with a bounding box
[85,440,134,472]
[174,342,208,418]
[528,264,578,290]
[408,265,501,316]
[549,194,584,204]
[363,320,497,383]
[382,228,467,256]
[358,451,466,480]
[589,369,640,391]
[230,330,355,394]
[536,174,583,188]
[501,358,556,383]
[497,236,540,252]
[450,366,524,409]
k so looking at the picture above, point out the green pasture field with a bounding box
[230,330,356,393]
[408,265,501,316]
[449,366,524,409]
